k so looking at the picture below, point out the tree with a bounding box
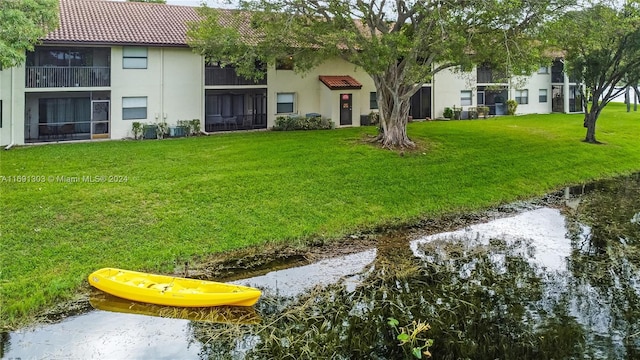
[0,0,58,69]
[625,74,639,112]
[188,0,572,149]
[548,2,640,143]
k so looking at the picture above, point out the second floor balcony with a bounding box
[26,46,111,88]
[205,64,267,86]
[551,60,565,83]
[477,65,507,84]
[26,66,110,88]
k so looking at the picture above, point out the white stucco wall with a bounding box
[0,65,26,146]
[0,68,10,146]
[433,66,559,118]
[266,58,376,128]
[432,67,473,118]
[509,71,553,115]
[110,46,203,139]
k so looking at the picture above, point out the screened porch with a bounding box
[204,89,267,132]
[25,92,110,143]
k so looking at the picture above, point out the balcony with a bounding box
[26,66,110,88]
[477,66,508,84]
[205,66,266,86]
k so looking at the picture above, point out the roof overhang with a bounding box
[319,75,363,90]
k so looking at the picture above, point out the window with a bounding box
[122,97,147,120]
[123,47,148,69]
[477,91,485,105]
[539,89,548,103]
[460,90,472,106]
[370,92,378,109]
[515,90,529,105]
[538,66,549,74]
[276,93,295,113]
[276,56,294,70]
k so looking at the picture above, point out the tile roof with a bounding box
[43,0,209,46]
[319,75,363,90]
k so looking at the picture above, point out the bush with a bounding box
[155,121,168,139]
[507,100,518,115]
[190,119,201,135]
[478,106,490,118]
[369,111,380,125]
[452,106,462,120]
[273,115,334,131]
[132,122,143,140]
[177,119,200,136]
[443,107,453,119]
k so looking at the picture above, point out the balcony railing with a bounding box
[205,67,266,86]
[26,66,110,88]
[204,114,267,132]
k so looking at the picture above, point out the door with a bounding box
[410,87,432,119]
[253,92,267,127]
[91,100,110,139]
[552,85,564,113]
[339,93,352,126]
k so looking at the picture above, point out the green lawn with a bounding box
[2,103,640,328]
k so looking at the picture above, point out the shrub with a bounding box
[478,106,490,118]
[155,121,168,139]
[273,115,334,131]
[132,122,143,140]
[443,107,453,119]
[190,119,201,135]
[452,106,462,120]
[369,111,380,125]
[507,100,518,115]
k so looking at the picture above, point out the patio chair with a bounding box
[60,123,75,139]
[207,114,224,131]
[39,125,54,140]
[223,116,237,130]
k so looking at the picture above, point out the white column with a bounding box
[563,72,570,113]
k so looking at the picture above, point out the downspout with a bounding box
[201,54,205,133]
[4,67,15,150]
[160,48,165,124]
[562,60,570,113]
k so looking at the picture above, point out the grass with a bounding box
[1,103,639,329]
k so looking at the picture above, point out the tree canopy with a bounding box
[548,1,640,143]
[0,0,58,69]
[189,0,573,149]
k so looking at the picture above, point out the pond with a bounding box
[2,174,639,359]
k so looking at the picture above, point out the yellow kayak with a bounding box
[88,267,261,307]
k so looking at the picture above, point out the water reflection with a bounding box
[89,292,261,325]
[193,175,639,359]
[564,173,640,359]
[2,174,639,359]
[2,309,202,359]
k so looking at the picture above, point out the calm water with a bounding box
[2,174,639,359]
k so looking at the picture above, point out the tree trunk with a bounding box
[583,110,599,143]
[634,84,639,112]
[371,65,418,149]
[625,86,631,112]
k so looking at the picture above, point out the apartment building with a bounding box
[0,0,579,147]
